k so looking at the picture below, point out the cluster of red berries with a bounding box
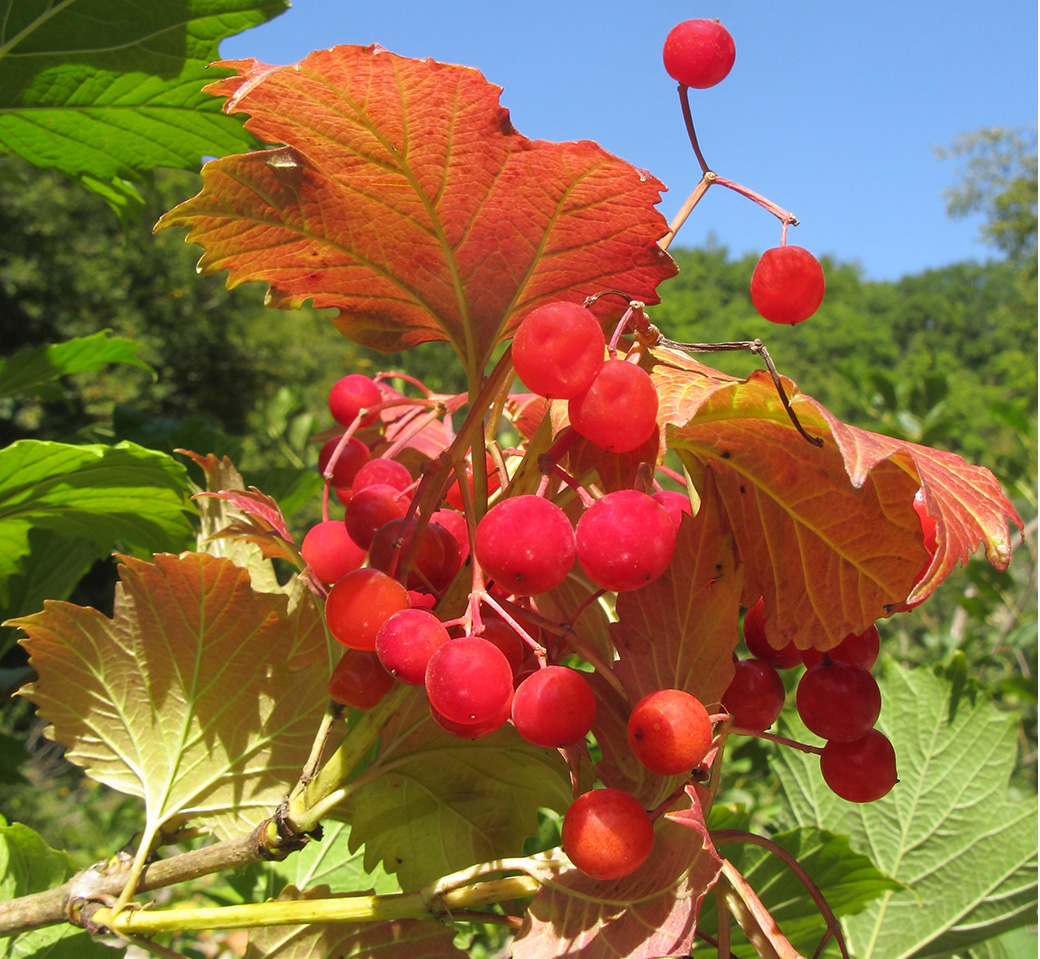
[512,301,658,453]
[723,598,898,803]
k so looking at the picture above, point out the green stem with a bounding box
[89,875,542,936]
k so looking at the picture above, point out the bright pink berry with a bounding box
[328,374,382,427]
[568,359,659,454]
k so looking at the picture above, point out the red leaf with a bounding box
[157,46,676,370]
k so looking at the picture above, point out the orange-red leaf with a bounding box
[156,46,676,370]
[651,346,1023,651]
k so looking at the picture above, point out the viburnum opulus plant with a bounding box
[4,17,1025,959]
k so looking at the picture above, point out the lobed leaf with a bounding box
[156,45,677,372]
[652,348,1023,651]
[774,657,1039,959]
[13,551,328,846]
[0,0,289,215]
[334,691,573,891]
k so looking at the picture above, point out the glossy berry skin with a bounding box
[722,659,786,731]
[568,359,659,453]
[324,568,411,651]
[797,660,881,742]
[375,608,450,685]
[328,374,382,427]
[750,246,826,325]
[425,636,514,725]
[511,666,597,747]
[800,624,880,670]
[662,19,736,89]
[562,788,654,881]
[627,689,713,776]
[651,489,693,530]
[318,436,371,489]
[300,520,366,585]
[820,729,898,803]
[474,495,576,596]
[328,649,395,710]
[742,597,801,669]
[576,490,676,592]
[512,301,606,399]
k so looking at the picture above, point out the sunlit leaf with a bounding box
[157,45,676,372]
[653,348,1023,651]
[774,657,1038,959]
[13,552,328,850]
[0,440,196,586]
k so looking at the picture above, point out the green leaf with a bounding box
[700,822,903,958]
[0,815,117,958]
[0,0,289,216]
[0,439,197,585]
[336,693,573,891]
[774,657,1038,959]
[0,330,152,399]
[0,528,100,660]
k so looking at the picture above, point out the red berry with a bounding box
[568,359,659,453]
[750,246,826,325]
[627,689,713,776]
[820,729,898,803]
[651,489,693,530]
[800,624,880,670]
[328,374,382,427]
[575,490,676,592]
[324,568,410,651]
[797,660,881,742]
[511,666,597,747]
[351,458,413,494]
[300,520,367,584]
[474,495,576,596]
[328,649,395,710]
[561,789,654,881]
[722,659,786,731]
[742,597,801,669]
[375,608,450,685]
[662,19,736,89]
[318,436,371,489]
[512,301,606,399]
[425,637,514,726]
[368,517,446,590]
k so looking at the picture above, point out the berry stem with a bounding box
[713,830,852,959]
[659,172,714,251]
[730,726,824,755]
[653,335,824,447]
[712,174,800,229]
[677,85,711,175]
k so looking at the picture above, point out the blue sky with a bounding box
[219,1,1037,281]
